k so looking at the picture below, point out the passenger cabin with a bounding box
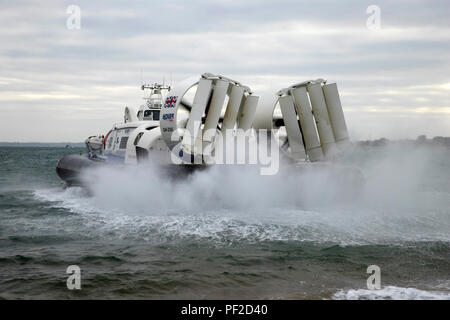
[104,124,138,158]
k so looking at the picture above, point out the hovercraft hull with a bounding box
[56,154,99,186]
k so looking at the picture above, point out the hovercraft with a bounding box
[56,73,363,187]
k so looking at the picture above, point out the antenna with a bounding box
[140,68,144,90]
[170,72,172,88]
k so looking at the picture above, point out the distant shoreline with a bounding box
[0,142,85,148]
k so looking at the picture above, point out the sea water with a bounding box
[0,144,449,299]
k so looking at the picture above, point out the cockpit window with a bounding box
[143,110,160,120]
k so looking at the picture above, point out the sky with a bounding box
[0,0,449,142]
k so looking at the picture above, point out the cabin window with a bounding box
[119,137,129,149]
[143,110,160,120]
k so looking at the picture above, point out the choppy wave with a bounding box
[333,286,450,300]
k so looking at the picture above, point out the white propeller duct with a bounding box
[253,79,350,162]
[307,82,338,157]
[160,73,258,164]
[322,83,350,148]
[291,86,323,161]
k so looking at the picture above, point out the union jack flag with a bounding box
[165,96,177,108]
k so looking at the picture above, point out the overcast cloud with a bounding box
[0,0,449,141]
